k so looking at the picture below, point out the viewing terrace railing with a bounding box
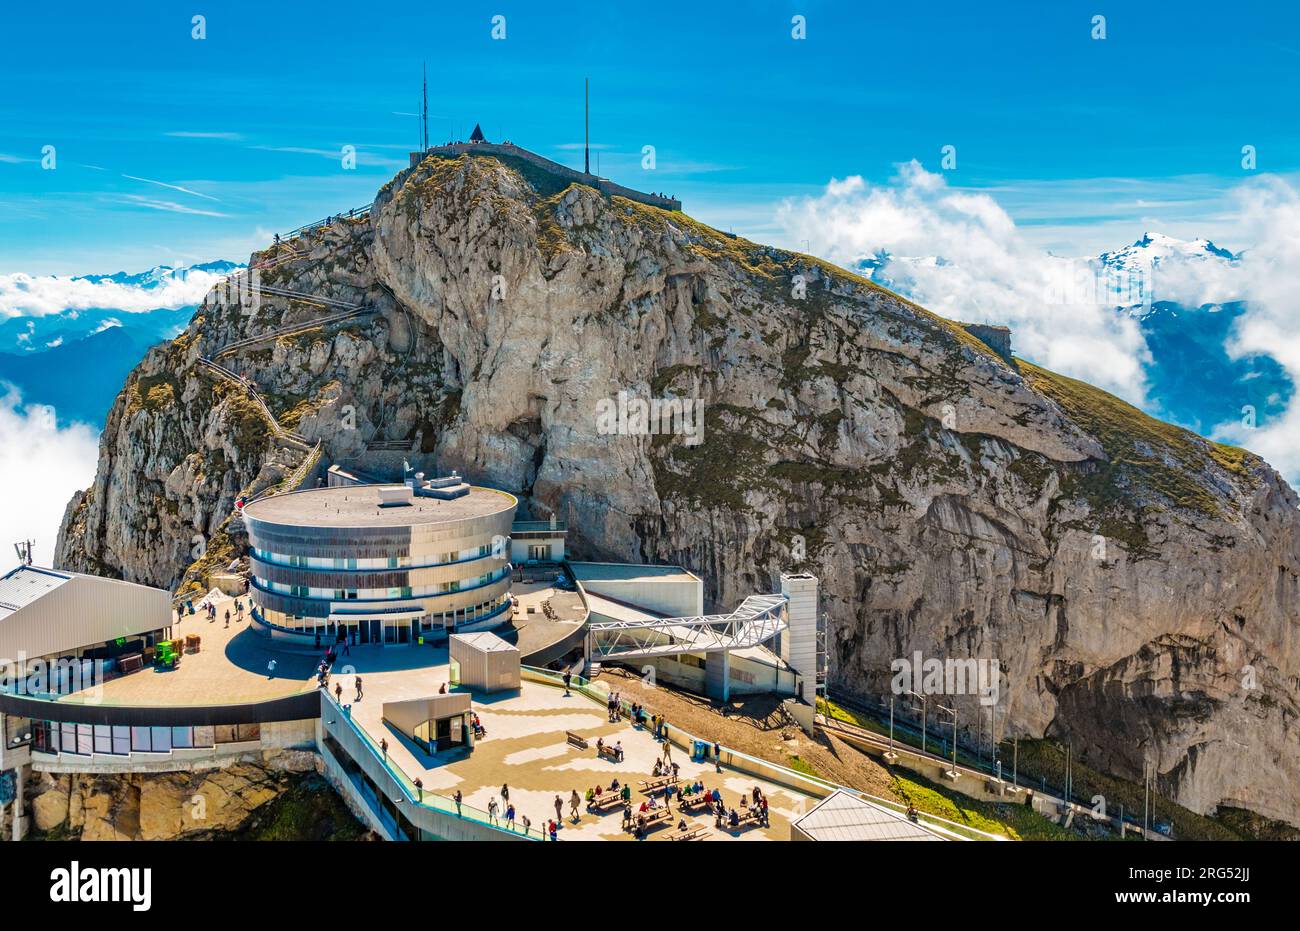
[519,665,1005,842]
[284,203,373,240]
[320,689,539,840]
[0,677,320,727]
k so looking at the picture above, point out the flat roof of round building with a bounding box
[243,484,517,529]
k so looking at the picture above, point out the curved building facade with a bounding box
[242,477,517,646]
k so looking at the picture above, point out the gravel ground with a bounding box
[592,667,898,801]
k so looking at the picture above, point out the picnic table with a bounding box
[677,792,710,810]
[627,807,672,833]
[638,775,678,794]
[722,808,763,831]
[664,827,709,841]
[588,792,625,812]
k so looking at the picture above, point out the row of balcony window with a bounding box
[251,542,505,572]
[254,566,509,602]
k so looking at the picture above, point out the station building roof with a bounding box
[568,562,700,586]
[243,483,517,529]
[791,789,948,841]
[0,565,172,661]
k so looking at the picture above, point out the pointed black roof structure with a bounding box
[469,123,486,143]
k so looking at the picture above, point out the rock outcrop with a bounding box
[26,751,325,840]
[55,153,1300,825]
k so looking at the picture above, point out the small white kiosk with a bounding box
[450,632,520,693]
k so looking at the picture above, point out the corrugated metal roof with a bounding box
[451,631,518,652]
[569,562,700,585]
[0,563,172,660]
[0,566,72,620]
[792,789,947,841]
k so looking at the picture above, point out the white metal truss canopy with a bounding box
[588,593,788,660]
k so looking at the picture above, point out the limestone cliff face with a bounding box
[55,154,1300,825]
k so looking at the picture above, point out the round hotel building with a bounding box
[242,474,517,646]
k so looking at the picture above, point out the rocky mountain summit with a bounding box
[55,153,1300,825]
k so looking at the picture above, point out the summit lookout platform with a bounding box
[409,138,681,212]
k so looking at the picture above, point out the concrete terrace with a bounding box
[52,595,318,707]
[40,588,584,710]
[336,654,815,841]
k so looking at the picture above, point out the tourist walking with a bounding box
[334,682,342,703]
[224,609,231,627]
[354,675,363,701]
[506,803,515,830]
[554,795,563,823]
[714,741,722,772]
[488,798,499,825]
[501,783,509,804]
[569,789,581,822]
[521,813,531,836]
[562,670,572,696]
[454,790,463,816]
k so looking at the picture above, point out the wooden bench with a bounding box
[566,731,589,750]
[597,743,622,761]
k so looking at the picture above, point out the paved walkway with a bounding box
[338,659,814,841]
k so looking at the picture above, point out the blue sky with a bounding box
[1,0,1297,273]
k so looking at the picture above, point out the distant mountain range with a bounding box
[0,261,240,426]
[859,232,1293,444]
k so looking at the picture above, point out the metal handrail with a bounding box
[321,689,539,840]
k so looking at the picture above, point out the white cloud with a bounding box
[165,131,244,141]
[775,161,1151,403]
[0,387,99,567]
[0,267,227,318]
[122,174,220,202]
[118,194,228,218]
[1196,178,1300,477]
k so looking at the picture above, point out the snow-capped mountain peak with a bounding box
[1097,232,1237,274]
[72,260,242,289]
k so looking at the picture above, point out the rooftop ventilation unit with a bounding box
[377,486,414,508]
[409,470,471,500]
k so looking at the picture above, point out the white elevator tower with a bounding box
[779,572,819,704]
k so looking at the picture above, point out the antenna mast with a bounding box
[13,539,33,566]
[584,77,590,174]
[421,62,429,152]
